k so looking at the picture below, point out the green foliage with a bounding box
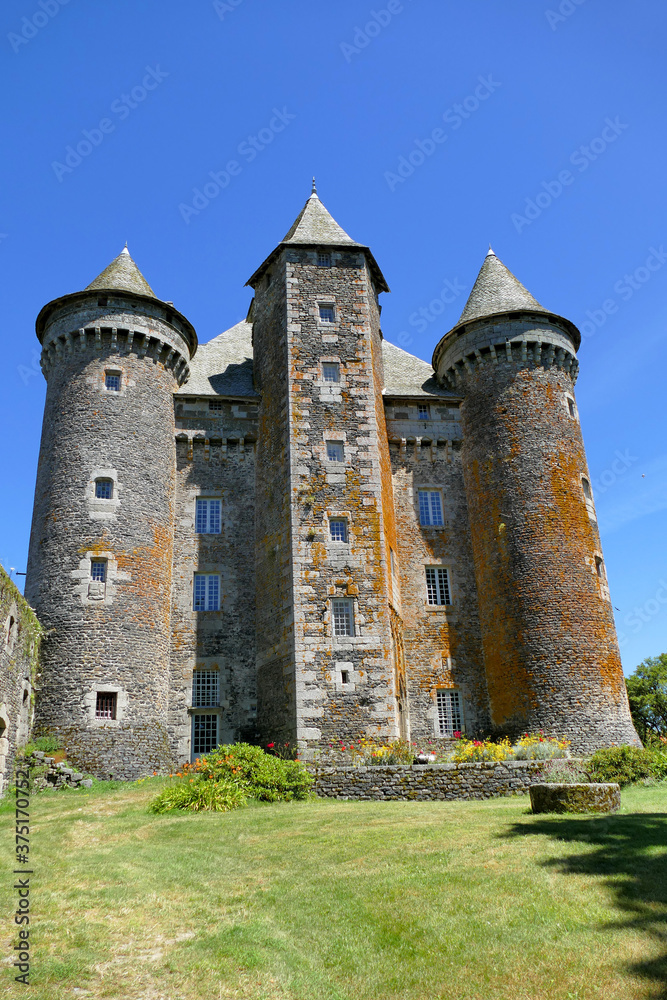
[23,735,62,754]
[195,743,314,801]
[626,653,667,740]
[538,760,592,784]
[148,778,247,814]
[587,744,667,786]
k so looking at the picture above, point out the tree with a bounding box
[625,654,667,741]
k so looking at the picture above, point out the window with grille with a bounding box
[436,689,463,736]
[193,574,220,611]
[322,362,340,383]
[317,251,332,267]
[209,400,223,411]
[330,519,348,542]
[332,598,354,636]
[193,714,218,755]
[195,498,222,534]
[319,304,335,323]
[95,692,117,720]
[418,404,431,420]
[90,560,107,583]
[326,441,344,462]
[104,372,121,391]
[425,567,451,605]
[418,490,444,526]
[192,670,219,707]
[95,479,113,500]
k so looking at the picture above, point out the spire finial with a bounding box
[486,244,495,257]
[311,176,317,197]
[121,242,129,255]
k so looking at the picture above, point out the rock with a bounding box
[80,779,93,788]
[530,782,620,814]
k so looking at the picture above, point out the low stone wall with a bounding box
[310,760,546,800]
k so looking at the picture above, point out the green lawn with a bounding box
[1,781,666,1000]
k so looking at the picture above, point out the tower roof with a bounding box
[456,248,546,325]
[246,184,389,292]
[85,244,157,298]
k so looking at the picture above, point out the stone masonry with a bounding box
[23,188,640,779]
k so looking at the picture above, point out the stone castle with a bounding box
[23,185,639,779]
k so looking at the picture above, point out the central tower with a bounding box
[248,184,404,749]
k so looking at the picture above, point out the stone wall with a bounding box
[0,566,42,793]
[310,759,544,800]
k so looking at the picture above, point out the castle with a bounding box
[23,185,640,779]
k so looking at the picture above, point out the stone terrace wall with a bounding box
[311,760,544,800]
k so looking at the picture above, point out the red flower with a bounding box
[267,743,275,748]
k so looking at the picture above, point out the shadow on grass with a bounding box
[502,811,667,998]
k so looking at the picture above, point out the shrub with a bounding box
[537,760,592,784]
[512,732,571,760]
[149,778,247,814]
[22,735,61,755]
[449,737,513,763]
[587,745,659,786]
[194,743,313,801]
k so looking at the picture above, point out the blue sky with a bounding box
[1,0,665,674]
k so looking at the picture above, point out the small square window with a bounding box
[319,304,335,324]
[95,692,117,720]
[195,498,222,534]
[209,400,223,412]
[193,714,218,756]
[95,479,113,500]
[330,519,348,542]
[322,362,340,383]
[90,560,107,583]
[317,252,332,267]
[105,372,121,392]
[436,689,463,736]
[326,441,344,462]
[340,669,349,684]
[418,404,431,420]
[418,490,444,526]
[332,598,354,636]
[192,669,219,708]
[193,573,221,611]
[425,567,451,605]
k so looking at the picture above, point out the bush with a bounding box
[22,735,61,755]
[149,778,247,814]
[587,745,664,786]
[512,732,571,760]
[537,760,592,784]
[194,743,313,802]
[449,737,513,763]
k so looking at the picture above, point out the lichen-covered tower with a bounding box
[25,248,197,777]
[432,250,639,751]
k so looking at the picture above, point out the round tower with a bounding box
[25,247,197,778]
[432,250,639,752]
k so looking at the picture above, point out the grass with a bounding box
[0,781,665,1000]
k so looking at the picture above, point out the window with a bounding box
[436,689,463,736]
[340,669,349,684]
[418,404,431,420]
[581,477,592,500]
[193,573,220,611]
[330,518,348,542]
[322,362,340,383]
[193,714,218,755]
[319,304,335,324]
[332,598,354,636]
[90,560,107,583]
[595,556,605,579]
[104,371,121,391]
[317,251,331,267]
[95,479,113,500]
[567,398,576,418]
[192,670,219,708]
[418,490,444,526]
[195,498,222,534]
[326,441,344,462]
[95,692,117,720]
[426,567,451,605]
[209,400,223,412]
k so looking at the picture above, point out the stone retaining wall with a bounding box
[310,760,546,800]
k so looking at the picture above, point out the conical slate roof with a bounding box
[282,187,361,246]
[457,248,546,325]
[85,245,156,298]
